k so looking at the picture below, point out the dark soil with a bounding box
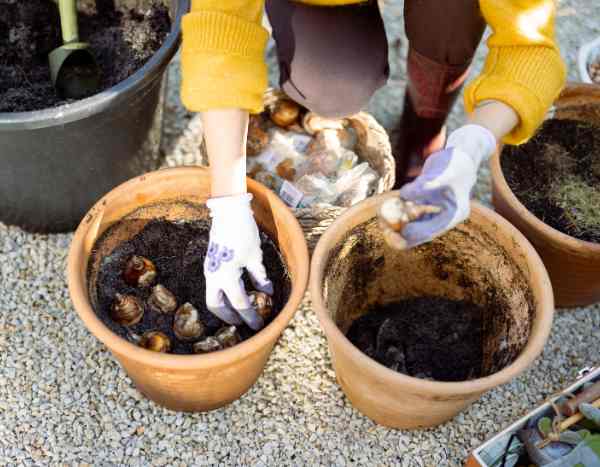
[92,219,291,355]
[0,0,171,112]
[502,119,600,243]
[346,297,485,381]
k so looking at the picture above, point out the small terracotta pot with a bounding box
[491,83,600,308]
[310,192,554,429]
[67,167,309,412]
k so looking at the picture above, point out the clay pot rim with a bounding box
[309,192,554,396]
[67,167,309,370]
[490,149,600,253]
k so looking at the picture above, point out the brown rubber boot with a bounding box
[392,48,472,187]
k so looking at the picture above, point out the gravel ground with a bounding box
[1,1,600,465]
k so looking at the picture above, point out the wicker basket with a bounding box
[199,89,395,251]
[263,89,395,251]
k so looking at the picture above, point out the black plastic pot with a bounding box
[0,0,189,233]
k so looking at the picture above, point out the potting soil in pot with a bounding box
[325,217,535,384]
[502,118,600,243]
[346,297,485,381]
[0,0,171,112]
[90,218,291,355]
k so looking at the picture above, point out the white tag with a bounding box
[279,181,304,208]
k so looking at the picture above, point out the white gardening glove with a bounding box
[204,193,273,331]
[398,124,497,248]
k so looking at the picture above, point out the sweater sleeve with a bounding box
[464,0,567,145]
[180,0,269,113]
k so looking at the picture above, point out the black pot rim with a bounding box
[0,0,189,130]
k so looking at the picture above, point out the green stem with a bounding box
[55,0,80,44]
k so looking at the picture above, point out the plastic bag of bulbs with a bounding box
[246,99,380,209]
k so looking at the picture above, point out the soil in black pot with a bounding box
[346,297,485,381]
[0,0,171,112]
[501,119,600,243]
[91,219,292,355]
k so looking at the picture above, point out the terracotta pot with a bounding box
[67,167,309,412]
[491,83,600,308]
[310,192,554,429]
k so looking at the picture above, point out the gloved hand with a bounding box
[398,124,497,248]
[204,193,273,331]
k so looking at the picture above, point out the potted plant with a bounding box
[491,83,600,308]
[0,0,188,232]
[309,192,554,429]
[67,167,309,411]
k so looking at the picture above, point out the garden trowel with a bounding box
[49,0,100,99]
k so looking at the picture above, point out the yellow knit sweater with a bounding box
[181,0,566,144]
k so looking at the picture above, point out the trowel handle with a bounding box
[53,0,80,44]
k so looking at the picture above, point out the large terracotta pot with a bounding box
[0,0,188,233]
[491,83,600,308]
[67,167,309,412]
[310,192,554,429]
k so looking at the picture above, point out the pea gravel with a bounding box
[1,1,599,465]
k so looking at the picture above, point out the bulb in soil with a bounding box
[173,303,205,341]
[148,284,177,314]
[139,331,171,353]
[249,291,273,320]
[247,117,269,156]
[192,336,223,354]
[123,255,157,288]
[270,100,300,128]
[111,293,144,326]
[215,326,241,349]
[127,331,142,344]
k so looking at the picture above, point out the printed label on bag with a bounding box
[279,181,304,208]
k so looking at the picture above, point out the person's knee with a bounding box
[270,0,389,117]
[302,85,374,118]
[283,67,388,118]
